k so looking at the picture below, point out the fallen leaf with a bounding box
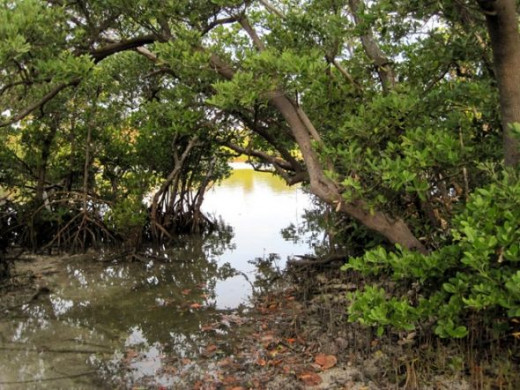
[286,338,296,344]
[205,344,218,354]
[398,331,417,345]
[125,349,139,359]
[256,357,267,366]
[261,334,275,347]
[221,375,238,385]
[269,359,283,366]
[298,371,322,386]
[218,357,234,367]
[162,365,177,374]
[315,353,337,370]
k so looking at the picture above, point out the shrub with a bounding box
[344,173,520,339]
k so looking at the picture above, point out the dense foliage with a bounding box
[346,172,520,338]
[1,0,520,342]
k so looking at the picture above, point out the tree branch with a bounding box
[258,0,285,19]
[237,17,324,145]
[348,0,396,93]
[238,16,267,51]
[0,79,35,96]
[134,46,160,63]
[330,58,363,92]
[224,141,307,185]
[0,34,158,128]
[199,31,425,252]
[476,0,520,166]
[230,108,302,168]
[202,16,238,36]
[89,34,157,63]
[224,141,294,171]
[209,53,236,80]
[0,80,80,128]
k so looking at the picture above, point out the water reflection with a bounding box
[0,165,313,388]
[0,234,235,387]
[221,163,293,194]
[203,163,313,308]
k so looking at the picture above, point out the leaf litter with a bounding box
[123,286,381,389]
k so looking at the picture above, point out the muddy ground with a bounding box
[1,254,517,389]
[130,287,469,390]
[119,261,475,390]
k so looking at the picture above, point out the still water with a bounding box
[203,163,313,308]
[0,164,313,388]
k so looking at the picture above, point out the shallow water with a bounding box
[203,164,314,308]
[0,165,313,388]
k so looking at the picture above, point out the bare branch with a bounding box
[0,79,34,96]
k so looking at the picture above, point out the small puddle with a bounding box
[0,165,314,388]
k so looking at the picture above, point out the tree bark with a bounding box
[150,136,198,238]
[36,124,58,204]
[205,17,428,253]
[348,0,396,93]
[267,92,427,253]
[477,0,520,167]
[241,6,425,250]
[227,16,428,253]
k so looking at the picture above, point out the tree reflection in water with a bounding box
[0,223,242,388]
[0,167,314,388]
